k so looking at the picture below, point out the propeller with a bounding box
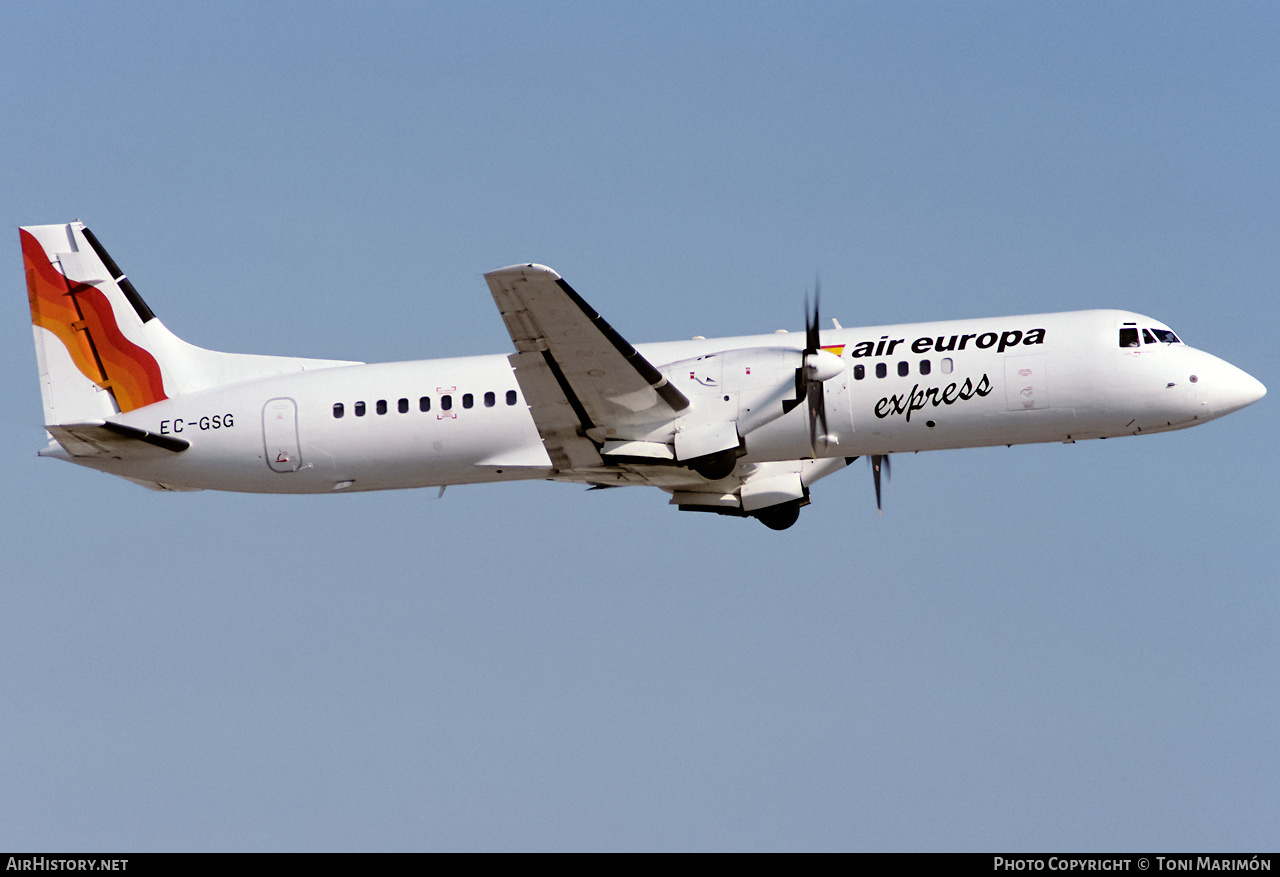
[779,279,843,455]
[781,279,844,454]
[783,281,894,513]
[797,281,892,512]
[803,281,828,455]
[870,453,891,514]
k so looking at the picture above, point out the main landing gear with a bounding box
[753,499,802,531]
[689,447,739,481]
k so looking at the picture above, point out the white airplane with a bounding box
[21,221,1265,529]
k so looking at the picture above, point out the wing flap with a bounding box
[506,350,604,470]
[486,264,689,430]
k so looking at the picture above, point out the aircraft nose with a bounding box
[1198,358,1266,416]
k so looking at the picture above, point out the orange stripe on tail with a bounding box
[22,228,167,412]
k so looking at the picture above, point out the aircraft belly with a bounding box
[305,416,546,491]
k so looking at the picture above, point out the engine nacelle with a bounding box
[669,345,844,454]
[594,345,848,468]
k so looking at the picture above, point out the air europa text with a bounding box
[850,328,1047,358]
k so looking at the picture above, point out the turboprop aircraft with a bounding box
[21,221,1265,529]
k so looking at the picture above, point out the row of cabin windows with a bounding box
[852,358,955,380]
[332,389,519,419]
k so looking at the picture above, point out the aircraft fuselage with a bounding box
[44,308,1261,494]
[23,222,1262,525]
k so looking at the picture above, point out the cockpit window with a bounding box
[1119,328,1139,348]
[1150,328,1180,343]
[1142,329,1157,345]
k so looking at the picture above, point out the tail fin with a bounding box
[22,221,358,426]
[23,222,170,422]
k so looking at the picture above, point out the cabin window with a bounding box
[333,403,344,419]
[1119,327,1139,348]
[355,401,366,417]
[941,358,953,374]
[441,395,452,411]
[420,396,431,412]
[398,398,409,414]
[897,361,909,377]
[484,391,496,408]
[506,390,518,405]
[919,359,931,376]
[462,393,474,409]
[875,363,887,379]
[376,400,387,415]
[853,364,865,380]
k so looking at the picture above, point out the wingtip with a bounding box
[484,263,562,281]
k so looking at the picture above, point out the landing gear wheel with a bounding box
[690,448,738,481]
[754,500,801,531]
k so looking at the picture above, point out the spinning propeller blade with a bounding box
[803,280,829,456]
[870,453,891,514]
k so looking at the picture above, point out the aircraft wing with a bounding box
[485,264,689,471]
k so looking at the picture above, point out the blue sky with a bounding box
[2,2,1276,851]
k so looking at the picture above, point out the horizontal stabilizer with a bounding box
[45,422,190,458]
